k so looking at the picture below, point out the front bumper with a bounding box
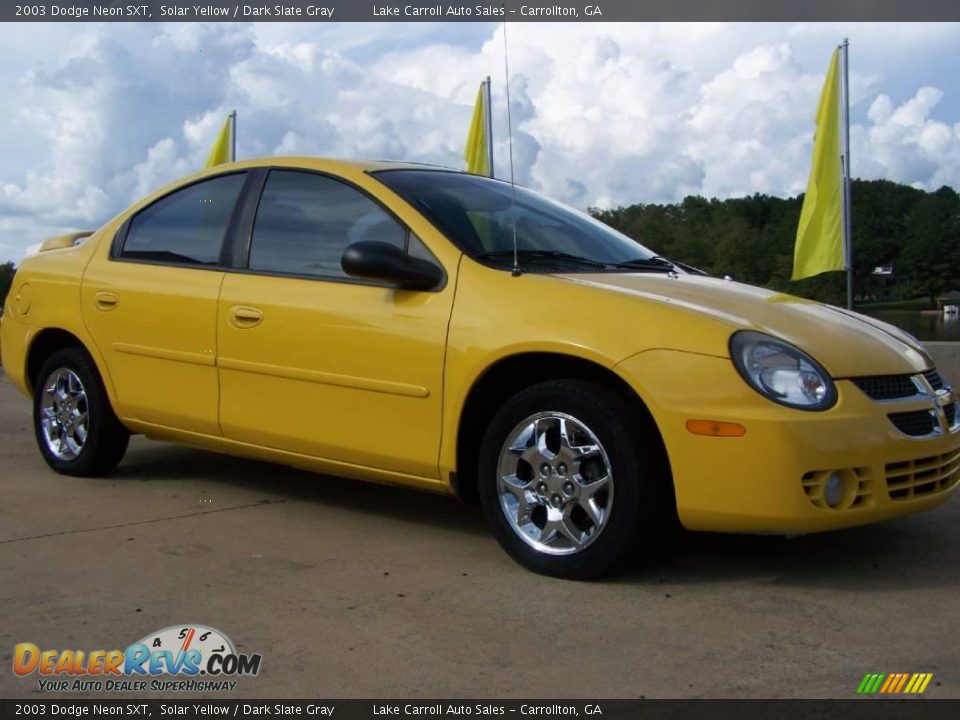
[615,349,960,534]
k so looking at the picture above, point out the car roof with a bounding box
[199,156,461,175]
[125,157,469,220]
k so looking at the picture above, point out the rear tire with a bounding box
[478,380,670,580]
[33,347,129,476]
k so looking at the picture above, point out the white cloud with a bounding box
[0,21,959,261]
[855,86,960,189]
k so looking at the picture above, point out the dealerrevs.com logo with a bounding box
[13,625,262,693]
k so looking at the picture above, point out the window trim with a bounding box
[232,167,447,292]
[109,171,252,271]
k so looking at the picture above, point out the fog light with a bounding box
[824,472,844,508]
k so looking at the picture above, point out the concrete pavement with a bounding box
[0,370,958,699]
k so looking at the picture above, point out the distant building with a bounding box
[937,290,960,312]
[872,265,894,276]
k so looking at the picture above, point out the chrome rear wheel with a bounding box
[33,347,129,476]
[39,368,89,461]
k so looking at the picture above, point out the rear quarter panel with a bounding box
[0,226,119,399]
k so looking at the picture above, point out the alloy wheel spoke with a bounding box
[67,373,83,395]
[580,473,611,500]
[519,444,543,467]
[535,418,558,459]
[557,418,573,451]
[570,443,601,459]
[537,522,559,545]
[56,374,70,400]
[65,432,83,456]
[557,515,585,546]
[578,496,603,527]
[583,471,611,491]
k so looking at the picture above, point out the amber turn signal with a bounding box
[685,419,746,437]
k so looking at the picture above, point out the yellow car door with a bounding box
[82,172,249,435]
[217,169,455,480]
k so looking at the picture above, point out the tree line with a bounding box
[590,179,960,307]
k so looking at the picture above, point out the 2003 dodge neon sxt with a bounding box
[2,158,957,578]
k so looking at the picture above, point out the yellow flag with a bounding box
[464,84,490,176]
[204,115,233,169]
[793,49,844,280]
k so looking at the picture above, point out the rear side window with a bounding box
[248,170,407,280]
[120,173,246,267]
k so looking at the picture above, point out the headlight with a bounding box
[730,331,837,411]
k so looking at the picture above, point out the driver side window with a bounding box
[248,170,411,280]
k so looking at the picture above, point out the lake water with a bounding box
[859,309,960,342]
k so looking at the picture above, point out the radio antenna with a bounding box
[502,19,521,277]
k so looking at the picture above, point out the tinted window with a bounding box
[249,170,407,279]
[374,170,660,271]
[121,173,246,266]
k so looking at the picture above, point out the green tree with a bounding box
[590,179,959,308]
[898,187,960,304]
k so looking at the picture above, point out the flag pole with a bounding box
[230,109,237,163]
[840,40,853,310]
[483,76,494,178]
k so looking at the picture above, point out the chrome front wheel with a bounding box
[497,411,614,556]
[39,368,89,461]
[480,380,664,578]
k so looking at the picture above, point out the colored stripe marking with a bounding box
[868,674,886,693]
[893,673,909,693]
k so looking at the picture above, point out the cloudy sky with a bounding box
[1,21,959,261]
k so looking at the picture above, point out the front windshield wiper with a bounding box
[475,249,609,269]
[610,255,677,272]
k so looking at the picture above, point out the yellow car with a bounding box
[2,157,958,578]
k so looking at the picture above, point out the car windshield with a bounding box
[373,169,666,272]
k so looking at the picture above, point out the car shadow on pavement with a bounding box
[614,515,960,591]
[111,441,490,538]
[113,441,959,589]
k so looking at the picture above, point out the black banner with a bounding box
[3,0,960,23]
[2,701,960,720]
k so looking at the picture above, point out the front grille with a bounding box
[853,375,918,400]
[888,410,938,437]
[945,403,956,428]
[923,369,946,392]
[886,449,960,500]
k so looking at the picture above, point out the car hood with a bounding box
[559,272,931,377]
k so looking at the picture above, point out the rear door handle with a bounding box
[230,305,263,328]
[95,292,119,311]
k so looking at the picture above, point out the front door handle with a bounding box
[230,305,263,328]
[95,292,119,311]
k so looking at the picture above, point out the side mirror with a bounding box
[341,241,443,291]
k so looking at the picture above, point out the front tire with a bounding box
[478,380,667,579]
[33,347,129,476]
